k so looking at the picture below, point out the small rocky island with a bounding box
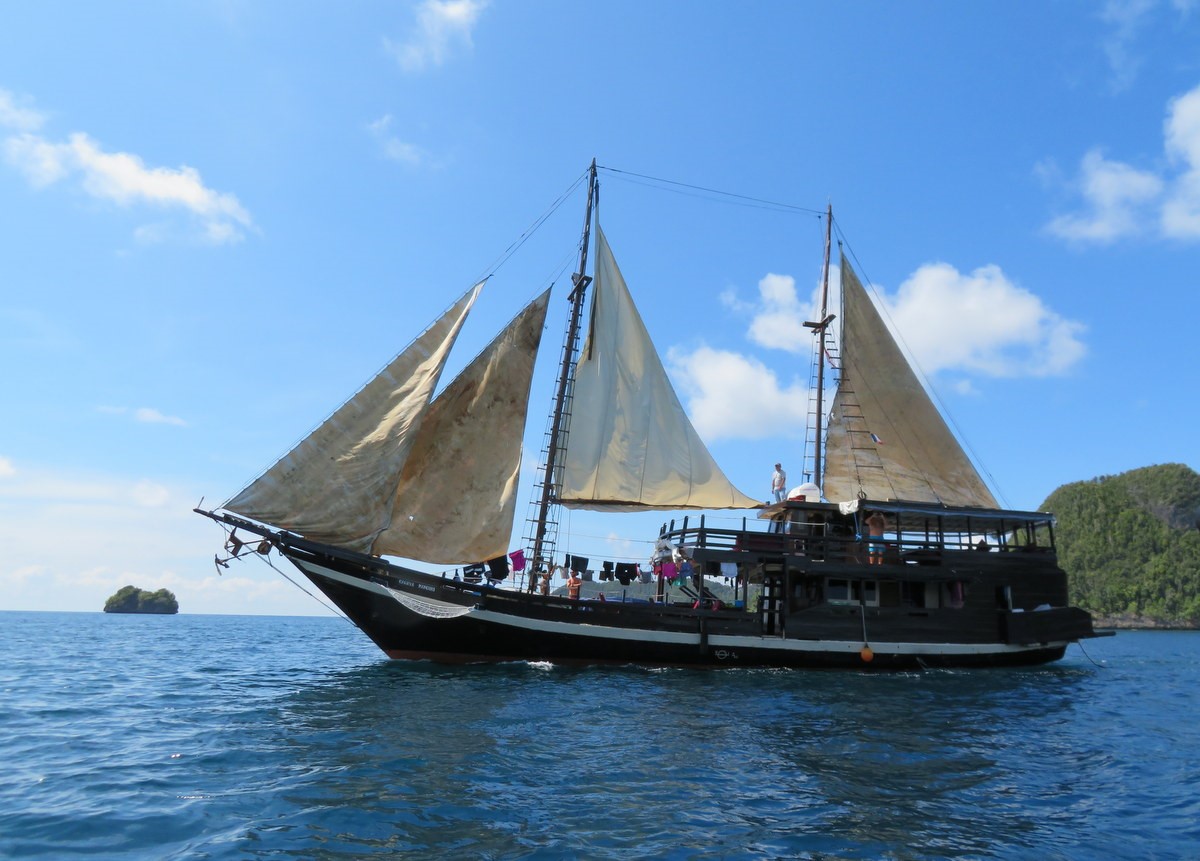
[103,585,179,615]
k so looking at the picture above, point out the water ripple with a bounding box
[1,613,1197,859]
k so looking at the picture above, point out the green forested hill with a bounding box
[1043,463,1200,626]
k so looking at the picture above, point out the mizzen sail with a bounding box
[822,256,997,508]
[223,283,482,552]
[558,226,760,511]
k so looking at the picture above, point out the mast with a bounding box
[804,204,834,489]
[529,159,597,587]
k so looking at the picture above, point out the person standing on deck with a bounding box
[865,510,886,565]
[567,570,582,600]
[771,463,787,503]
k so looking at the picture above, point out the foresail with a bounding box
[558,226,760,511]
[823,256,997,508]
[223,283,483,551]
[373,289,551,563]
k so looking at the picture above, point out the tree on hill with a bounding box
[140,589,179,614]
[103,585,179,614]
[1043,463,1200,625]
[103,585,142,613]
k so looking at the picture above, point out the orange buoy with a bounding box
[860,646,874,663]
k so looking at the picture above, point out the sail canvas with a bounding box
[822,256,997,508]
[373,289,551,563]
[224,284,483,552]
[558,226,760,511]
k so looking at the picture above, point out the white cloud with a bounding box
[668,345,809,441]
[718,287,752,313]
[1099,1,1196,91]
[386,0,488,72]
[368,114,426,166]
[0,456,15,478]
[0,88,45,132]
[881,263,1087,377]
[4,132,68,185]
[1165,85,1200,166]
[135,407,187,427]
[1044,82,1200,243]
[1,91,253,245]
[1162,85,1200,238]
[1044,149,1163,242]
[719,258,1082,403]
[1162,172,1200,237]
[745,273,814,354]
[99,405,188,426]
[1100,0,1156,92]
[381,138,425,166]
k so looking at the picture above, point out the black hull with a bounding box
[288,547,1081,671]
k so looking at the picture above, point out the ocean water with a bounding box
[1,612,1197,860]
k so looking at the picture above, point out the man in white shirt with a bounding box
[771,463,786,502]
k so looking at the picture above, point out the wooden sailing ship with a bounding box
[198,161,1105,668]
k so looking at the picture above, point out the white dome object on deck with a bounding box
[789,482,822,502]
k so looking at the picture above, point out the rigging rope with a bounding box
[598,166,824,216]
[261,553,354,623]
[474,169,590,284]
[214,522,354,623]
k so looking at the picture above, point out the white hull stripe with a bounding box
[297,559,1064,658]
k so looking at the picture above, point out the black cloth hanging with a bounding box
[487,556,510,581]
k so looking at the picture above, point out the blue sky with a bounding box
[2,1,1198,615]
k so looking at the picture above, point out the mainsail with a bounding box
[373,289,551,563]
[558,226,760,511]
[224,284,482,553]
[822,255,997,508]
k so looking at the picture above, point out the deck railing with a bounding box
[659,517,1054,567]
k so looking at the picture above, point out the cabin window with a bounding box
[824,579,879,607]
[1032,523,1055,550]
[791,580,821,608]
[1001,522,1054,552]
[826,579,851,604]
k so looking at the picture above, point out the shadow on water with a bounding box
[199,659,1108,860]
[739,666,1097,859]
